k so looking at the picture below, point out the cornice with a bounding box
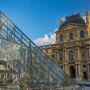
[56,23,86,33]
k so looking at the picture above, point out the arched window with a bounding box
[69,51,74,60]
[70,66,76,78]
[83,72,88,80]
[69,33,73,40]
[80,31,84,38]
[60,35,63,41]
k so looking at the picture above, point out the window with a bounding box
[80,31,84,38]
[81,42,84,46]
[69,51,74,60]
[60,35,63,41]
[82,51,86,57]
[60,45,63,50]
[82,49,86,57]
[60,52,63,61]
[82,52,86,57]
[69,33,73,40]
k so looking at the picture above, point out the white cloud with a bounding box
[34,15,87,46]
[54,28,58,32]
[34,29,57,46]
[82,16,86,23]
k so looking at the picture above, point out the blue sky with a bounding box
[0,0,90,45]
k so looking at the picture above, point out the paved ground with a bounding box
[84,86,90,90]
[0,85,90,90]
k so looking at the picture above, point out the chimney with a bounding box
[85,11,90,24]
[59,18,63,26]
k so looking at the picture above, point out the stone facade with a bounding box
[40,12,90,81]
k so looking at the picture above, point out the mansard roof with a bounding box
[60,13,85,28]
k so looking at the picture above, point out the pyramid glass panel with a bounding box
[0,11,76,89]
[0,38,27,89]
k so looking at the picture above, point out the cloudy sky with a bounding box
[0,0,90,46]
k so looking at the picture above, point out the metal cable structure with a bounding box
[0,11,76,89]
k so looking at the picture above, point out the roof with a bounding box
[60,13,85,28]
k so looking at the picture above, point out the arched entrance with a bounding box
[83,72,88,80]
[70,66,76,78]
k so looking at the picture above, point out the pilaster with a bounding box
[75,60,82,81]
[89,48,90,59]
[65,49,69,61]
[77,47,82,61]
[87,61,90,81]
[63,62,69,76]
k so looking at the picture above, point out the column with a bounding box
[63,63,69,76]
[76,64,82,81]
[75,64,77,79]
[89,48,90,59]
[65,64,69,76]
[63,50,65,60]
[77,47,81,61]
[88,64,90,81]
[78,64,82,80]
[86,47,90,59]
[76,64,79,80]
[65,49,68,61]
[75,48,78,60]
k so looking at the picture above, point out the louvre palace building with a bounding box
[40,12,90,81]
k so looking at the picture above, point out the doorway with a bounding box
[70,66,76,78]
[83,72,88,80]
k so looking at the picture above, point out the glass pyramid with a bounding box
[0,11,76,89]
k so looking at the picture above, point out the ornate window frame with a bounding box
[80,31,84,38]
[69,32,73,40]
[60,35,63,41]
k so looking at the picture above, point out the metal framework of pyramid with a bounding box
[0,11,76,89]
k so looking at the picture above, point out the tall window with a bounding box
[82,49,86,57]
[60,35,63,41]
[69,51,74,60]
[69,33,73,40]
[80,31,84,38]
[60,52,63,61]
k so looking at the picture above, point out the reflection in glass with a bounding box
[0,39,26,87]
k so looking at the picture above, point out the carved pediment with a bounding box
[61,24,79,31]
